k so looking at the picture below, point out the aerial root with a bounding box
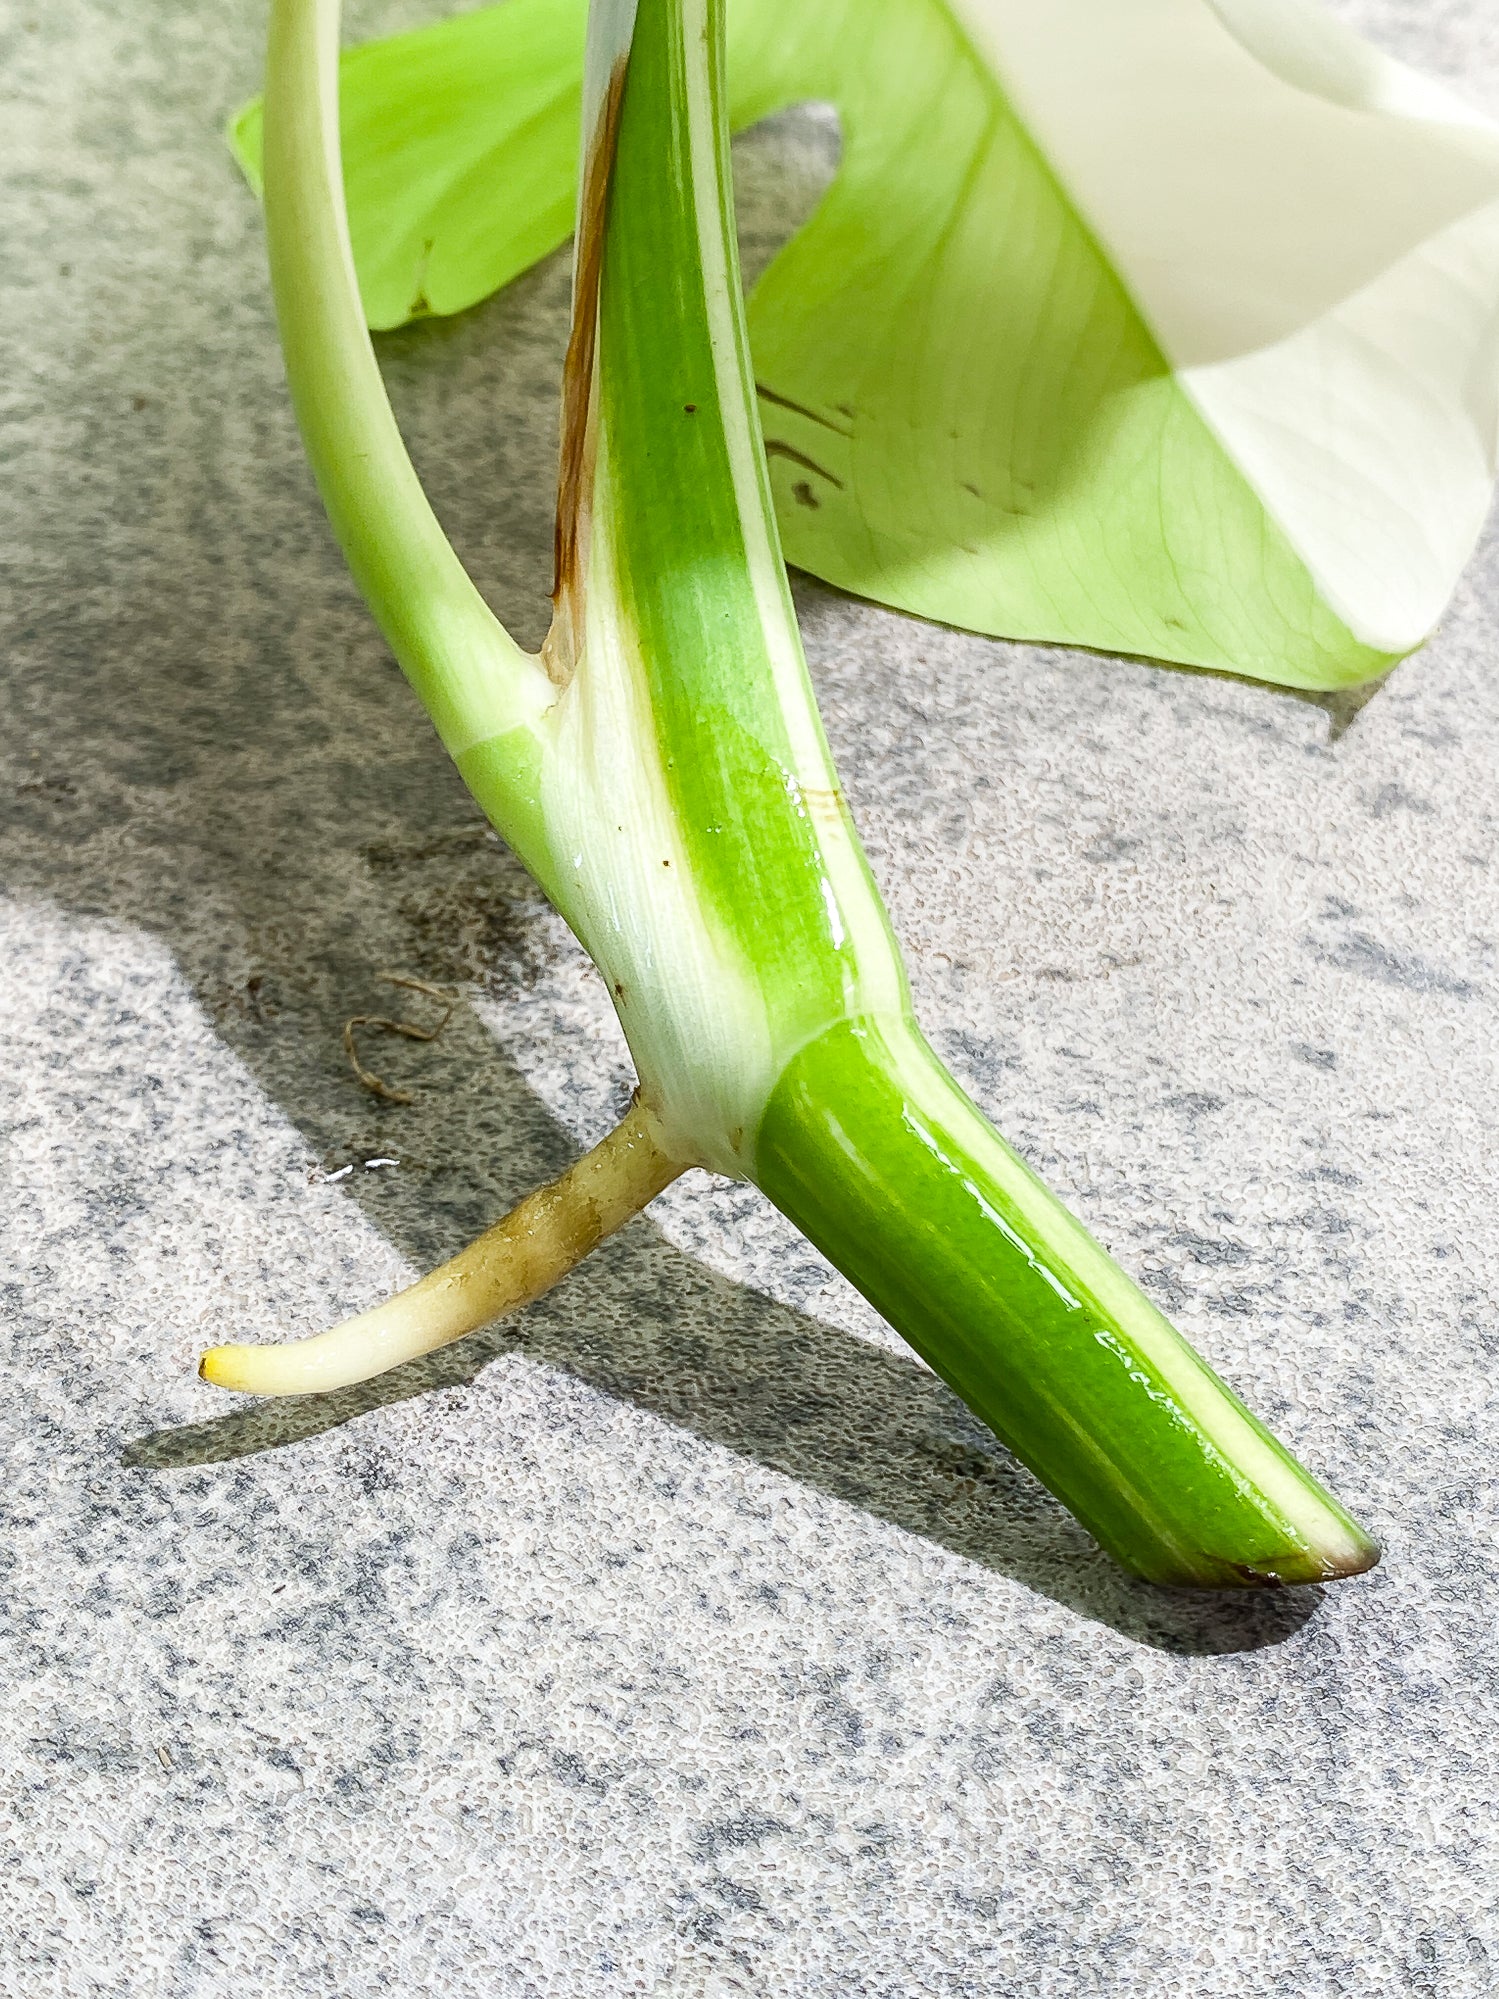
[199,1097,686,1395]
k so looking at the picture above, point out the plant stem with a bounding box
[555,0,1379,1586]
[262,0,556,850]
[757,1020,1378,1587]
[200,1100,683,1396]
[238,0,1381,1589]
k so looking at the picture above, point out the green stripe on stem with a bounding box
[588,0,907,1066]
[756,1019,1380,1587]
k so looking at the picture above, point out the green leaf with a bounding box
[231,0,586,329]
[231,0,1499,690]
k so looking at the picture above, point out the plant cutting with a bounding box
[199,0,1486,1590]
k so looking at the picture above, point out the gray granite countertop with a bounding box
[2,2,1497,1994]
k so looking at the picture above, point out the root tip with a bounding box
[198,1347,244,1391]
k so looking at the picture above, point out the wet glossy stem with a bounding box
[199,1102,683,1396]
[756,1019,1382,1590]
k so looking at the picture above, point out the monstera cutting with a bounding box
[204,0,1499,1588]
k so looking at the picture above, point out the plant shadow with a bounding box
[6,147,1330,1666]
[121,1124,1324,1660]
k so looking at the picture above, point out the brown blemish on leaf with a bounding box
[756,381,852,437]
[764,439,844,490]
[550,58,630,679]
[792,480,819,509]
[406,238,436,320]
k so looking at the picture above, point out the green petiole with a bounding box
[210,0,1379,1591]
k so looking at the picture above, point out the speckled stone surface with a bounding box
[2,3,1497,1993]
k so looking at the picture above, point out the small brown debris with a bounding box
[343,972,456,1106]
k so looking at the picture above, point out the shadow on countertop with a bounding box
[5,207,1331,1665]
[119,1106,1327,1661]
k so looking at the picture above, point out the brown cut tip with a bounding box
[551,56,630,673]
[1167,1533,1383,1592]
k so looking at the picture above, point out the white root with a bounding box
[199,1099,685,1396]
